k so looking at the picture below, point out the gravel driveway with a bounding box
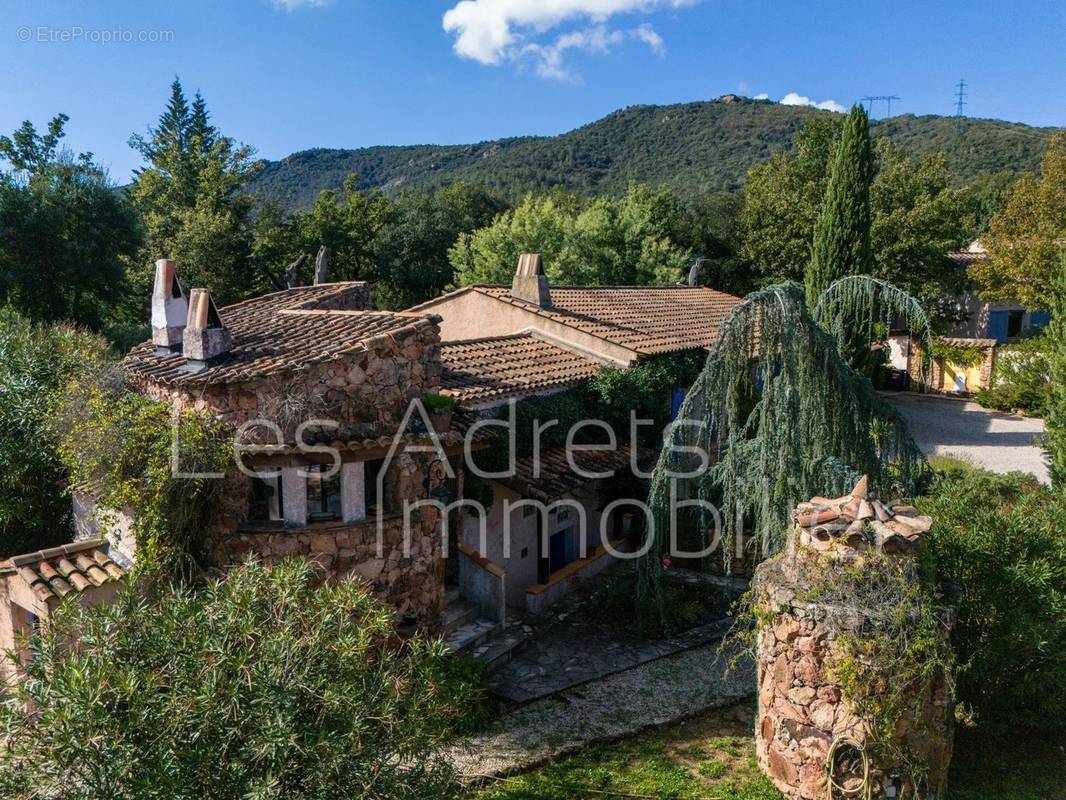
[883,391,1050,484]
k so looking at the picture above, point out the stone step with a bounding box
[444,618,499,653]
[445,586,461,607]
[466,622,533,672]
[443,600,480,635]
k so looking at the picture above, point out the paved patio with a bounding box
[448,636,754,780]
[883,391,1049,484]
[484,577,735,705]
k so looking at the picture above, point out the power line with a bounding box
[861,95,901,118]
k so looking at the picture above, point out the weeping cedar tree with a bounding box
[805,105,874,308]
[1045,255,1066,489]
[637,277,930,629]
[0,561,471,800]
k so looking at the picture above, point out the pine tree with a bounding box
[806,104,874,307]
[126,78,256,307]
[1044,254,1066,489]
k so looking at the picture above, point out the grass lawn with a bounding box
[468,702,1065,800]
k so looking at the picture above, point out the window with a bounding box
[1007,310,1024,339]
[363,459,387,515]
[248,473,283,521]
[306,465,341,522]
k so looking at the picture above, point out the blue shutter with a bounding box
[987,310,1009,343]
[1028,311,1051,331]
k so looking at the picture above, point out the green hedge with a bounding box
[918,463,1066,731]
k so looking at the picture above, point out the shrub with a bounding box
[423,392,458,414]
[0,308,111,557]
[917,465,1066,730]
[974,334,1051,416]
[0,560,469,800]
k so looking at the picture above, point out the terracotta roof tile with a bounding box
[440,333,603,406]
[469,285,740,356]
[498,445,634,503]
[1,539,127,603]
[124,283,436,388]
[937,336,997,348]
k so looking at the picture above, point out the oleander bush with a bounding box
[0,560,471,800]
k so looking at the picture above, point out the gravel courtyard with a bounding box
[883,391,1050,484]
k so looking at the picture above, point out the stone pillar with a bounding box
[281,467,307,527]
[341,461,366,523]
[754,476,954,800]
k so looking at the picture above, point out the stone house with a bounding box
[113,260,463,629]
[411,254,740,627]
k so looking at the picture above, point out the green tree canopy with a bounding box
[740,114,838,285]
[0,309,111,557]
[127,79,258,307]
[972,132,1066,310]
[449,185,694,287]
[0,560,471,799]
[1045,256,1066,488]
[0,115,142,329]
[806,104,874,306]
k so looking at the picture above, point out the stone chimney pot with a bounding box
[150,259,188,353]
[511,253,551,308]
[182,288,232,371]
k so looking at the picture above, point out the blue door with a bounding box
[987,310,1009,343]
[549,527,578,574]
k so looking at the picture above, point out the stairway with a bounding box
[442,588,531,670]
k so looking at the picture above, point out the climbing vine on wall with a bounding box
[55,369,232,579]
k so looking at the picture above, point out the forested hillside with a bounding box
[251,97,1057,209]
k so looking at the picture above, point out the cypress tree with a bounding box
[1045,255,1066,489]
[806,104,874,307]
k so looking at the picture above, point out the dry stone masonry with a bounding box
[754,477,954,800]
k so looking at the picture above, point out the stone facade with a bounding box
[136,320,442,443]
[124,283,450,629]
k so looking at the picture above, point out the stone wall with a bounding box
[207,453,446,629]
[140,319,442,443]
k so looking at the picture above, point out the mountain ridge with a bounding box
[250,97,1059,210]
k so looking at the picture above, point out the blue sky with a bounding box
[2,0,1063,181]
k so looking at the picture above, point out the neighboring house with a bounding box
[410,254,740,618]
[887,241,1050,393]
[943,241,1051,343]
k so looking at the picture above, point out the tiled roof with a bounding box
[440,333,603,406]
[938,336,997,349]
[948,250,991,268]
[468,285,740,356]
[124,283,435,387]
[498,445,634,503]
[0,539,126,604]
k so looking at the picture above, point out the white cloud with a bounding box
[442,0,698,77]
[272,0,330,9]
[753,92,769,100]
[779,91,845,113]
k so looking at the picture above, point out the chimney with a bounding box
[181,289,232,372]
[151,259,189,354]
[313,245,331,285]
[511,253,551,308]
